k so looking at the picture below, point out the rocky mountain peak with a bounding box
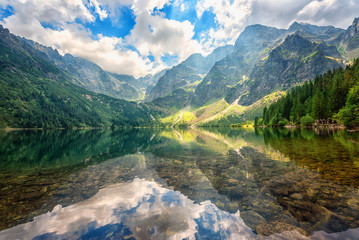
[350,17,359,36]
[281,33,312,51]
[288,21,344,39]
[0,25,11,38]
[234,24,287,52]
[288,21,302,31]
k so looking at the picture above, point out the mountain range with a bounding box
[1,17,359,128]
[153,18,359,126]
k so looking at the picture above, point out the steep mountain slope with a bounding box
[333,18,359,59]
[61,54,142,100]
[191,25,287,107]
[25,39,161,101]
[151,89,192,114]
[0,26,161,128]
[238,33,342,105]
[146,45,234,101]
[136,69,167,93]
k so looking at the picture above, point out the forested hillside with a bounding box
[0,26,162,129]
[261,59,359,128]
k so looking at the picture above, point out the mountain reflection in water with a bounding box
[0,128,359,239]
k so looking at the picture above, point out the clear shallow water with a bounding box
[0,128,359,240]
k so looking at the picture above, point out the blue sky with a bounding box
[0,0,358,77]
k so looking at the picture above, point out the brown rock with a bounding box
[256,221,307,236]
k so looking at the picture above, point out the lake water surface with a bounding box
[0,127,359,240]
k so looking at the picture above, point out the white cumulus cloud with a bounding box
[196,0,254,48]
[90,0,108,20]
[127,11,202,64]
[296,0,359,28]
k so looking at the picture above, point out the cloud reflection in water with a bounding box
[0,178,255,240]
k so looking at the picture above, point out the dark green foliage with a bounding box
[262,59,359,128]
[300,115,315,126]
[337,85,359,127]
[254,116,260,126]
[277,119,290,127]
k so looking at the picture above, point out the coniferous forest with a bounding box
[261,59,359,128]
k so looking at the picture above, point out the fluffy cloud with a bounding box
[0,0,95,26]
[296,0,359,28]
[97,0,169,21]
[4,16,154,77]
[248,0,312,28]
[131,0,169,14]
[100,0,202,65]
[196,0,254,46]
[249,0,359,29]
[127,11,202,63]
[90,0,108,20]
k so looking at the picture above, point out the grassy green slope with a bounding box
[158,91,285,127]
[199,91,285,126]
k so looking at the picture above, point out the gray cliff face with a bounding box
[346,18,359,39]
[345,18,359,51]
[288,22,344,41]
[238,34,342,105]
[330,18,359,55]
[234,24,287,51]
[192,25,287,107]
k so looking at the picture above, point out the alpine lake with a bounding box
[0,127,359,240]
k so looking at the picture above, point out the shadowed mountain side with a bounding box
[146,45,234,101]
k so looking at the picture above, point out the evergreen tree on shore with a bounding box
[262,59,359,128]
